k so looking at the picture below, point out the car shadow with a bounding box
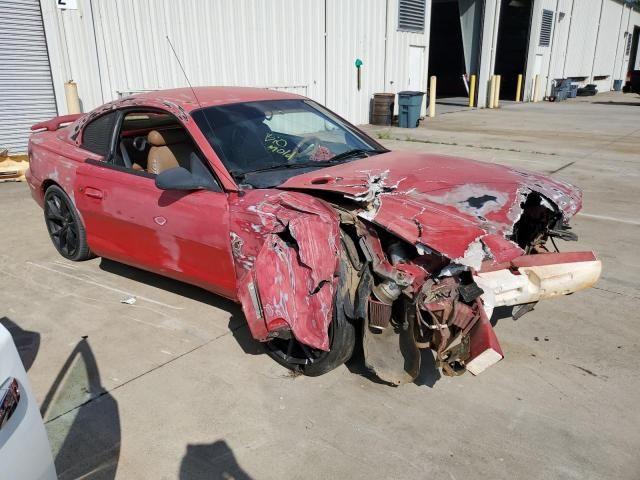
[592,100,640,106]
[413,349,442,388]
[0,317,40,372]
[99,258,265,356]
[41,337,121,480]
[490,306,517,327]
[179,440,253,480]
[99,258,238,310]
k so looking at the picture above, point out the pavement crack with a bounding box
[44,324,246,425]
[391,136,557,156]
[592,286,640,301]
[548,161,575,174]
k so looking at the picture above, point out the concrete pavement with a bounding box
[1,91,639,479]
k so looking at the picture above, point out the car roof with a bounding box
[130,86,305,112]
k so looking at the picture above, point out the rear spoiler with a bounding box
[31,114,83,132]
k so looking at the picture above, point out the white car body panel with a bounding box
[0,324,56,480]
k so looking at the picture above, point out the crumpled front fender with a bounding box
[230,191,340,350]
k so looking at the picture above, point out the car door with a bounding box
[0,324,57,480]
[74,109,237,299]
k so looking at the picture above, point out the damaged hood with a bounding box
[278,151,582,266]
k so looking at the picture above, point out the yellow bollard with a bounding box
[494,75,501,108]
[515,74,523,102]
[428,76,437,118]
[64,80,81,114]
[533,74,540,102]
[468,74,476,108]
[489,75,496,108]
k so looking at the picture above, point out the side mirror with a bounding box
[155,167,213,191]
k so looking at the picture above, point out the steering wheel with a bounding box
[132,136,148,152]
[290,136,321,162]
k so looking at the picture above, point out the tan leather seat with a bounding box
[146,129,194,175]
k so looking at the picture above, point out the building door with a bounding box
[428,0,467,97]
[408,45,426,90]
[0,0,57,154]
[494,0,534,100]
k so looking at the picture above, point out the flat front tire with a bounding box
[265,298,356,377]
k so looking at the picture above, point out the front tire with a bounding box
[44,185,93,261]
[265,299,356,377]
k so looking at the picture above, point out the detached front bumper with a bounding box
[465,251,602,375]
[475,252,602,318]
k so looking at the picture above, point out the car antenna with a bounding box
[165,36,242,193]
[166,35,205,109]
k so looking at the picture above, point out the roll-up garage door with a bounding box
[0,0,57,154]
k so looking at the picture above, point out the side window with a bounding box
[81,112,118,156]
[113,110,221,191]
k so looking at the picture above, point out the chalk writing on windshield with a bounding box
[264,133,295,161]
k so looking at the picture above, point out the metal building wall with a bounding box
[325,0,387,123]
[591,0,625,90]
[562,0,601,77]
[40,0,103,115]
[384,0,430,115]
[523,0,640,99]
[0,0,58,153]
[543,0,574,96]
[477,0,501,107]
[613,5,632,81]
[523,0,557,101]
[39,0,430,126]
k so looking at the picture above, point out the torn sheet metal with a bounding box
[279,151,581,265]
[231,190,340,350]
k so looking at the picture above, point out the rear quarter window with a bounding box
[81,112,118,156]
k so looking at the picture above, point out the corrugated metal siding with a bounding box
[527,0,556,99]
[592,0,623,77]
[0,0,57,153]
[40,0,430,125]
[45,0,326,116]
[547,0,574,81]
[613,5,631,81]
[563,0,601,77]
[386,0,430,115]
[326,0,387,124]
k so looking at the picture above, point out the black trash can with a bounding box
[397,91,424,128]
[371,93,395,126]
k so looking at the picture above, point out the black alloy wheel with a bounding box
[44,185,93,261]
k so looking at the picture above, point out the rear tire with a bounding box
[44,185,93,261]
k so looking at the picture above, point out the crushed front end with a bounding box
[320,175,601,385]
[242,152,602,384]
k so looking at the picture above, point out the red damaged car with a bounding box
[26,87,601,384]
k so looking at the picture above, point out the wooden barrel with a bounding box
[371,93,395,126]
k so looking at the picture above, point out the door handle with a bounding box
[0,377,20,430]
[84,187,103,199]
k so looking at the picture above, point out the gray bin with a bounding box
[398,91,424,128]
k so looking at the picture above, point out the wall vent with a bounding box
[398,0,426,32]
[539,9,554,47]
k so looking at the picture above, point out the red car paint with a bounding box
[27,87,598,378]
[279,151,582,264]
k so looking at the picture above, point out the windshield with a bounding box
[192,99,386,188]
